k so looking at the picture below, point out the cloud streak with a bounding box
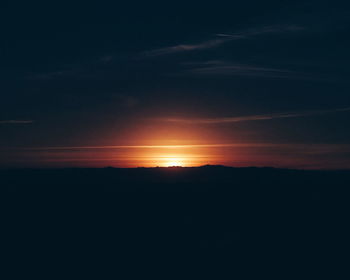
[0,120,33,125]
[160,107,350,124]
[142,24,304,57]
[9,143,350,151]
[181,60,299,79]
[216,24,304,38]
[142,38,229,57]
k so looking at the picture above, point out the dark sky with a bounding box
[1,0,350,168]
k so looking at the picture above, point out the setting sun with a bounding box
[161,157,185,167]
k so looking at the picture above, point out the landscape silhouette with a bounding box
[2,165,350,278]
[3,0,350,278]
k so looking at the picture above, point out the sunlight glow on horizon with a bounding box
[162,157,185,167]
[4,142,350,169]
[144,154,207,167]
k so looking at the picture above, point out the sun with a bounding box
[163,157,185,167]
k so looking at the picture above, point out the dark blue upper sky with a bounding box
[1,0,350,168]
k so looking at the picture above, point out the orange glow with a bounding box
[156,156,186,167]
[4,143,350,169]
[136,152,210,167]
[162,157,184,167]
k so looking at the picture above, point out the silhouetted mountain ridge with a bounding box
[1,166,350,193]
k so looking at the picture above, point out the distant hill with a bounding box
[1,165,350,192]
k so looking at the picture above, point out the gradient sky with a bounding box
[1,0,350,168]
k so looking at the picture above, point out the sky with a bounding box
[1,0,350,169]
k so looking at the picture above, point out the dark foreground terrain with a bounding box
[2,166,350,279]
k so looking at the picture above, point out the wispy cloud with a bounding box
[142,24,304,57]
[12,143,350,151]
[0,120,33,125]
[26,54,117,80]
[159,107,350,124]
[26,24,305,80]
[182,60,297,79]
[216,24,304,39]
[15,144,243,151]
[142,38,230,57]
[27,69,79,80]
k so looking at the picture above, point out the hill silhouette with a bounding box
[2,165,350,192]
[2,166,350,278]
